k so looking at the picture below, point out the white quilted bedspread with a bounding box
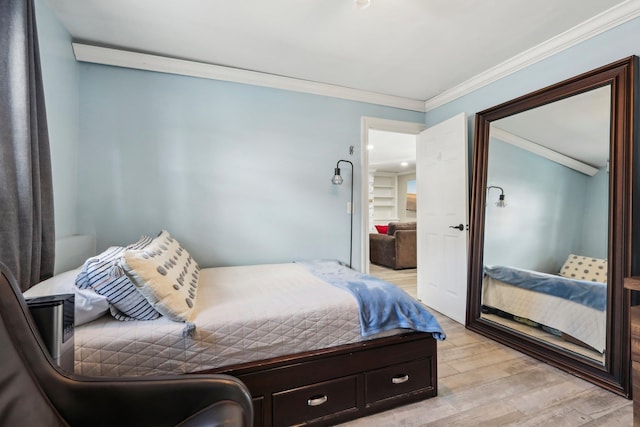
[75,263,373,377]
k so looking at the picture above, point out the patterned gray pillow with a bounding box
[75,236,162,321]
[559,254,607,283]
[120,230,200,323]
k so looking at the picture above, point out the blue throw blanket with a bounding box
[484,265,606,311]
[298,260,445,341]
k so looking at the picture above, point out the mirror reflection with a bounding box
[481,85,611,364]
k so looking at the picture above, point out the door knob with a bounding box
[449,224,464,231]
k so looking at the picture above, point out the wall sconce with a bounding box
[332,160,354,268]
[487,186,506,208]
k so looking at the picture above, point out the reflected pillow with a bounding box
[559,254,607,283]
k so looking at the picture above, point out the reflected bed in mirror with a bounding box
[467,56,637,397]
[482,86,610,365]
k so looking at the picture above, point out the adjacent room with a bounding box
[2,0,640,425]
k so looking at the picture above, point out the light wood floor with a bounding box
[340,265,633,426]
[369,264,418,299]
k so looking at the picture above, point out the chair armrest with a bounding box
[369,233,396,268]
[394,230,417,269]
[369,233,395,252]
[51,373,253,427]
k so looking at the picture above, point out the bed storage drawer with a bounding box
[365,358,433,404]
[272,376,358,426]
[252,397,264,427]
[212,332,437,426]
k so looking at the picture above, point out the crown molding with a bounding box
[71,0,640,115]
[424,0,640,112]
[491,127,599,176]
[72,43,426,113]
[361,116,426,134]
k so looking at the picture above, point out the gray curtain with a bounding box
[0,0,55,291]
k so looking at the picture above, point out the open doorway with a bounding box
[360,117,426,297]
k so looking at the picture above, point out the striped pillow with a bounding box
[75,236,162,321]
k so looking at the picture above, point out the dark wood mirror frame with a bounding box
[466,56,637,397]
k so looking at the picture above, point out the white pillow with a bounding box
[559,254,607,283]
[120,230,200,322]
[24,268,110,326]
[72,288,110,325]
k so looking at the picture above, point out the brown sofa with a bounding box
[369,222,417,269]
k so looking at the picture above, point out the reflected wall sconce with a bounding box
[332,160,354,268]
[487,186,506,208]
[354,0,371,9]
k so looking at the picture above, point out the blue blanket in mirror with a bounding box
[484,265,606,311]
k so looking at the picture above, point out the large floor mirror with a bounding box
[466,56,637,396]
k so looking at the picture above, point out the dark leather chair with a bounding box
[0,261,253,426]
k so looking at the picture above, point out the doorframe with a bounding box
[360,117,426,274]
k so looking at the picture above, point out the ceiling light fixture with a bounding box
[354,0,371,9]
[400,161,408,167]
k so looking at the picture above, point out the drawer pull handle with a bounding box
[307,395,328,407]
[392,374,409,384]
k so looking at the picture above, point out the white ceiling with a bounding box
[368,130,416,174]
[43,0,628,103]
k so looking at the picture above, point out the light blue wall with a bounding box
[484,139,606,273]
[37,3,635,270]
[35,0,80,238]
[76,64,423,269]
[34,0,423,270]
[580,168,608,259]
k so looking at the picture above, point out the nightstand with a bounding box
[624,277,640,426]
[25,294,75,373]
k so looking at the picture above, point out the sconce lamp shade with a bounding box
[332,168,344,185]
[487,186,507,208]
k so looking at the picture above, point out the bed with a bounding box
[482,263,606,353]
[24,233,444,427]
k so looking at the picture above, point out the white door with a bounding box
[416,112,469,324]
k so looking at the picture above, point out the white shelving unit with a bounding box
[372,173,398,223]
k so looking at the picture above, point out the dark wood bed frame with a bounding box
[202,331,437,426]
